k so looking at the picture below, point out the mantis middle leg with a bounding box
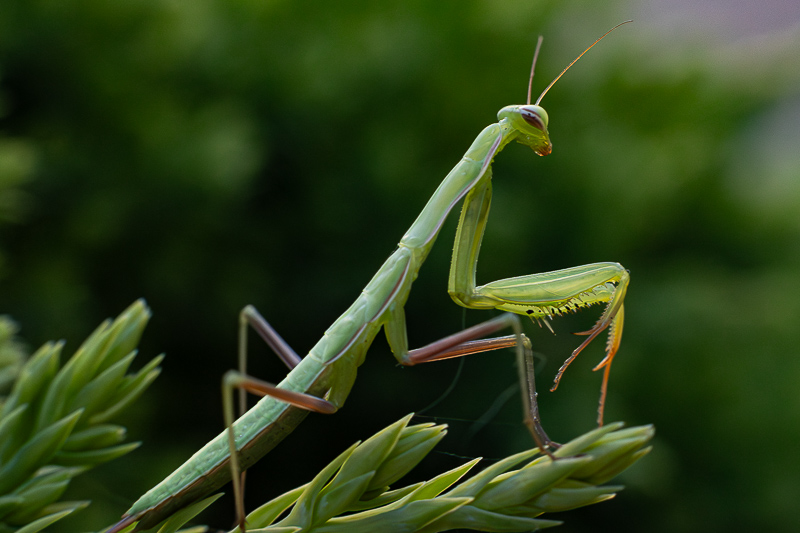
[224,306,553,530]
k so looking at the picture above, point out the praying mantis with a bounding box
[107,22,631,533]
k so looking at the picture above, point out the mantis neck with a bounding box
[400,120,518,251]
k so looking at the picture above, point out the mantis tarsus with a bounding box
[108,22,631,533]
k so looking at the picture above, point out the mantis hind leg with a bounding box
[224,306,338,532]
[385,310,556,457]
[448,176,629,426]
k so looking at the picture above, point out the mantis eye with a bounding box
[520,109,546,132]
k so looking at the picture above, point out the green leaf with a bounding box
[531,481,623,512]
[33,300,152,433]
[444,449,538,499]
[279,443,358,529]
[553,422,623,458]
[249,418,654,533]
[54,441,140,466]
[4,478,71,524]
[314,472,374,524]
[418,506,562,533]
[349,484,421,512]
[34,333,109,431]
[96,300,152,374]
[0,410,82,494]
[14,501,87,533]
[13,509,75,533]
[3,466,85,523]
[366,422,446,493]
[0,496,23,520]
[584,446,652,486]
[315,497,471,533]
[88,356,163,425]
[472,457,588,510]
[320,415,409,500]
[153,493,223,533]
[66,352,137,422]
[243,484,306,530]
[0,404,28,464]
[62,424,127,451]
[0,343,60,419]
[403,458,479,504]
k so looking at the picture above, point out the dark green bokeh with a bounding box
[1,1,799,531]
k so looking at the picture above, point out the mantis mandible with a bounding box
[108,22,631,533]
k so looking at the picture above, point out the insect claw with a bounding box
[592,354,612,371]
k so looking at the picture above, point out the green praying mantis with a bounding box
[107,22,631,533]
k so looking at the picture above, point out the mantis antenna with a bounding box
[535,20,632,106]
[526,35,544,105]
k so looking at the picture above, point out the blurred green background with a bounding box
[2,0,800,531]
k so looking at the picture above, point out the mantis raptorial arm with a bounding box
[448,176,629,425]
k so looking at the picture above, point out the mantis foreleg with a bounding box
[448,171,629,426]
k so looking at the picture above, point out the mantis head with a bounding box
[500,20,631,158]
[498,104,552,156]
